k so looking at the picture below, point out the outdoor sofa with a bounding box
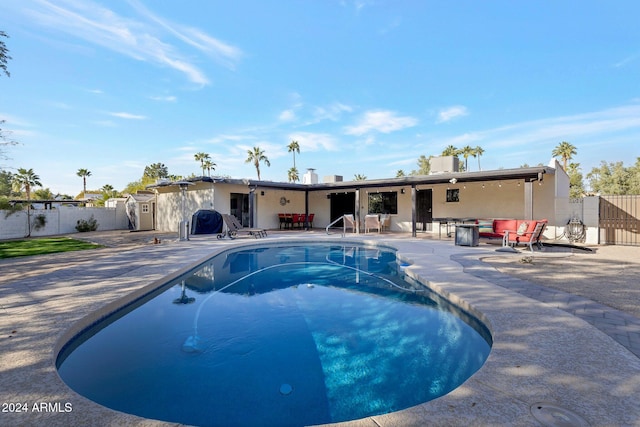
[477,218,548,251]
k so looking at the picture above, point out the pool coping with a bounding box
[1,233,640,426]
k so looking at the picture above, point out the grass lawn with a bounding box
[0,237,103,259]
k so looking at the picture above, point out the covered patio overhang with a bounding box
[242,166,554,236]
[148,166,555,235]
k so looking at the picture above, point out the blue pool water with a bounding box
[57,243,491,427]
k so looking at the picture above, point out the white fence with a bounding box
[0,205,129,240]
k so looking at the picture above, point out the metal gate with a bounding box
[599,195,640,246]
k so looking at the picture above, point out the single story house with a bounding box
[148,158,571,240]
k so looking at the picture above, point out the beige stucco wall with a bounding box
[153,168,565,235]
[155,182,216,232]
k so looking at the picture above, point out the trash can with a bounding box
[455,224,479,246]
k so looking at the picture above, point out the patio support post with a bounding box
[304,190,310,230]
[411,185,417,237]
[524,180,533,220]
[355,189,360,234]
[248,187,255,228]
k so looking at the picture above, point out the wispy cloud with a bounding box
[613,53,639,68]
[481,105,640,149]
[108,112,147,120]
[344,110,418,135]
[379,16,402,35]
[436,105,469,123]
[149,95,177,102]
[310,102,353,123]
[288,132,339,152]
[278,109,296,122]
[341,0,374,13]
[24,0,242,85]
[127,0,243,69]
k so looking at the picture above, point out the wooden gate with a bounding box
[599,195,640,246]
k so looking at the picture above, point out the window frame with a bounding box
[446,188,460,203]
[367,191,398,214]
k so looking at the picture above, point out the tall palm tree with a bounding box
[461,145,476,171]
[245,146,270,180]
[203,159,216,177]
[552,141,577,170]
[76,168,91,196]
[353,174,367,181]
[194,152,211,176]
[474,146,485,171]
[288,167,299,183]
[12,168,41,202]
[287,140,300,169]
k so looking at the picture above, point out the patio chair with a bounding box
[219,214,267,239]
[503,220,547,252]
[380,214,391,231]
[278,213,290,229]
[291,213,302,229]
[298,213,307,228]
[364,214,381,233]
[343,214,356,233]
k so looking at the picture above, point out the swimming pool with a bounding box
[57,242,491,427]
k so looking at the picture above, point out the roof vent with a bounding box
[429,156,459,174]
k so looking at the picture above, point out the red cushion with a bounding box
[493,220,517,235]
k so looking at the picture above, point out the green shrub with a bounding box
[33,213,47,231]
[76,215,99,232]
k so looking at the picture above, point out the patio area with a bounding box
[1,230,639,426]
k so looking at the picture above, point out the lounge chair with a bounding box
[219,214,267,239]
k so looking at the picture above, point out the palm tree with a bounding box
[474,146,485,171]
[76,168,91,196]
[461,145,476,171]
[194,152,211,176]
[245,146,270,180]
[288,167,299,183]
[552,141,577,170]
[203,159,216,177]
[143,163,169,179]
[12,167,41,238]
[12,168,41,202]
[287,140,300,169]
[441,145,459,157]
[353,174,367,181]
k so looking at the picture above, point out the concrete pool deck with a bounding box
[1,230,639,426]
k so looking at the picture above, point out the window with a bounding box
[141,203,149,213]
[446,189,459,203]
[368,191,398,214]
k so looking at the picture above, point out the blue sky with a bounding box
[1,0,639,196]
